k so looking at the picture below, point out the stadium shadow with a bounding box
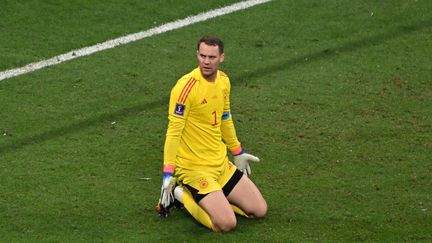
[1,18,430,153]
[0,97,169,154]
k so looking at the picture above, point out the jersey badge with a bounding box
[174,103,185,116]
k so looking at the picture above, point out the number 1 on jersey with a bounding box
[212,111,217,126]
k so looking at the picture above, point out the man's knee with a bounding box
[214,216,237,232]
[199,191,238,232]
[250,199,268,219]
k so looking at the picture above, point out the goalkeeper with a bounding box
[158,35,267,232]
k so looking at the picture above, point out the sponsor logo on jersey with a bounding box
[201,98,208,104]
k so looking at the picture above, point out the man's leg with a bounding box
[198,190,237,232]
[226,175,267,218]
[174,186,217,232]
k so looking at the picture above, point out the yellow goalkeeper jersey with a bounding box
[164,67,241,170]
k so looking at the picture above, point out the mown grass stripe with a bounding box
[0,0,272,82]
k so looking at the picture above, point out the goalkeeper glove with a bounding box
[158,164,176,217]
[233,149,260,177]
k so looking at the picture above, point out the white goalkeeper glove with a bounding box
[233,150,260,177]
[160,174,176,208]
[159,165,176,209]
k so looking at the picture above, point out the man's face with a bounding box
[197,42,224,81]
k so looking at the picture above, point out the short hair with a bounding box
[197,35,224,54]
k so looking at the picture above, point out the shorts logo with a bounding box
[228,162,233,170]
[199,178,208,189]
[174,103,185,116]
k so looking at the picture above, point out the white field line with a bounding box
[0,0,272,82]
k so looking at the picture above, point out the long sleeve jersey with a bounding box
[163,67,241,170]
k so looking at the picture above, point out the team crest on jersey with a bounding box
[199,178,208,189]
[174,103,185,116]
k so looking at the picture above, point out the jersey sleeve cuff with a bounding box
[231,145,243,156]
[163,164,175,174]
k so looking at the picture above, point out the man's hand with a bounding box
[157,164,176,217]
[160,173,176,209]
[233,151,260,176]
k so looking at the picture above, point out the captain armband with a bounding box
[221,111,231,121]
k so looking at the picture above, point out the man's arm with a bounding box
[220,81,259,176]
[220,111,241,152]
[164,116,185,168]
[158,78,194,214]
